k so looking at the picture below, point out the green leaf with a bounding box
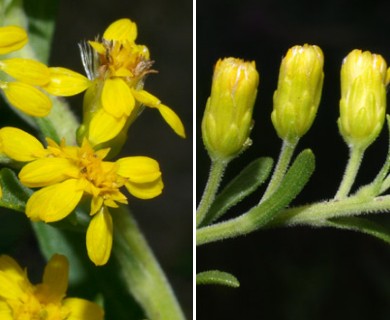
[197,149,315,245]
[0,168,31,212]
[241,149,316,230]
[31,221,90,286]
[326,216,390,245]
[196,270,240,288]
[202,157,273,226]
[34,116,60,143]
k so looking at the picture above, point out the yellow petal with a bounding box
[0,301,13,320]
[103,18,137,42]
[0,26,28,54]
[157,104,186,138]
[102,78,134,117]
[88,41,105,55]
[131,89,161,107]
[19,158,79,188]
[88,109,127,145]
[44,67,90,96]
[131,89,186,137]
[90,196,104,215]
[125,176,164,199]
[38,254,68,304]
[86,207,113,266]
[3,82,52,117]
[0,255,30,300]
[116,156,161,183]
[26,179,84,222]
[0,58,50,86]
[64,298,104,320]
[0,127,47,161]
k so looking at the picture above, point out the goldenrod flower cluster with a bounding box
[0,18,184,269]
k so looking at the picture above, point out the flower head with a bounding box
[0,254,104,319]
[338,49,387,149]
[272,44,324,142]
[78,18,185,146]
[0,25,90,117]
[0,127,163,265]
[202,57,259,160]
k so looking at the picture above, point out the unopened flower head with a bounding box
[0,25,90,117]
[0,127,163,265]
[77,18,185,147]
[272,44,324,142]
[339,49,387,149]
[202,57,259,160]
[0,254,104,319]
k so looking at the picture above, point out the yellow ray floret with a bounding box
[0,254,104,319]
[0,25,90,117]
[0,26,28,54]
[0,127,163,265]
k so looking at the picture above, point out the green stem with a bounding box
[196,159,227,227]
[112,207,185,320]
[260,138,298,202]
[272,194,390,227]
[335,146,365,200]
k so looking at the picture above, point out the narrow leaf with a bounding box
[197,149,316,245]
[196,270,240,288]
[0,167,31,212]
[202,157,273,226]
[326,216,390,245]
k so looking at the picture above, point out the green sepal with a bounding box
[197,149,315,245]
[196,270,240,288]
[0,167,31,212]
[326,216,390,244]
[202,157,273,226]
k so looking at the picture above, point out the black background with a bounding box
[0,0,193,319]
[197,0,390,319]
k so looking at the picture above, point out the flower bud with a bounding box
[201,57,259,160]
[271,44,324,142]
[338,49,387,149]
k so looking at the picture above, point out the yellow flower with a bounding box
[78,18,185,146]
[339,49,387,149]
[0,25,90,117]
[201,57,259,160]
[0,127,163,265]
[0,254,104,320]
[272,44,324,142]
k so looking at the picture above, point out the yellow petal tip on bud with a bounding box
[338,49,387,150]
[272,44,324,142]
[201,57,259,161]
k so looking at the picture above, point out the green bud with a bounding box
[272,44,324,142]
[201,57,259,161]
[338,49,387,149]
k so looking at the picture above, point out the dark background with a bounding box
[197,0,390,319]
[0,0,192,319]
